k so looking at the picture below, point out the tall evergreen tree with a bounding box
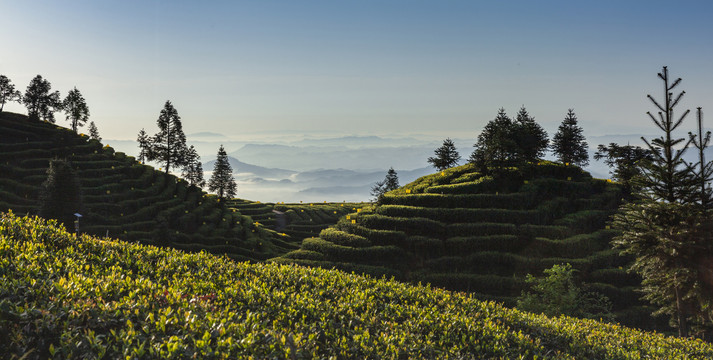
[88,121,101,142]
[23,75,61,122]
[182,145,205,188]
[136,128,150,164]
[469,108,518,171]
[612,66,708,337]
[208,145,236,199]
[0,75,21,112]
[428,138,461,171]
[688,108,713,210]
[513,106,549,163]
[62,87,90,133]
[147,100,188,174]
[551,109,588,166]
[39,159,82,232]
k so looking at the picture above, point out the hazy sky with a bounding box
[2,0,713,141]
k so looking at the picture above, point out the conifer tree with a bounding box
[147,100,188,174]
[594,143,656,196]
[612,66,709,337]
[136,128,150,163]
[88,121,101,142]
[62,87,90,133]
[513,106,549,163]
[688,108,713,210]
[370,167,399,201]
[428,138,460,171]
[208,145,236,199]
[182,145,205,188]
[551,109,588,166]
[39,159,82,232]
[23,75,61,122]
[0,75,21,112]
[469,108,518,171]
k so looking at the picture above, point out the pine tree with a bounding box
[23,75,61,122]
[208,145,236,199]
[370,167,399,201]
[182,145,205,188]
[428,138,461,171]
[688,108,713,211]
[147,100,188,174]
[551,109,588,166]
[136,128,150,164]
[88,121,101,142]
[39,159,82,232]
[0,75,21,112]
[513,106,549,163]
[62,87,90,133]
[469,108,518,171]
[612,66,708,337]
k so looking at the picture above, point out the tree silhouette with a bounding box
[513,106,548,163]
[208,145,236,199]
[147,101,188,174]
[469,108,518,171]
[0,75,21,112]
[551,109,588,166]
[88,121,101,142]
[182,145,205,188]
[428,138,461,171]
[23,75,61,122]
[39,159,82,232]
[136,128,150,164]
[62,87,90,133]
[688,108,713,211]
[594,143,656,196]
[371,167,399,201]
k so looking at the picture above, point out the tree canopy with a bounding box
[371,167,399,201]
[551,109,588,166]
[0,75,21,112]
[23,75,61,122]
[513,106,548,163]
[147,101,189,174]
[428,138,460,171]
[208,145,237,199]
[62,87,90,133]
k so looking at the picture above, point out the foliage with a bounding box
[2,212,713,359]
[39,159,82,232]
[370,167,399,201]
[136,128,150,163]
[181,145,205,188]
[613,66,710,337]
[88,121,101,141]
[62,87,90,133]
[517,263,613,321]
[0,74,21,112]
[594,143,656,195]
[147,100,188,174]
[428,138,461,171]
[23,75,61,122]
[688,108,713,210]
[208,145,236,199]
[513,106,549,163]
[552,109,589,166]
[469,108,518,170]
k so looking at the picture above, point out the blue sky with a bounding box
[2,0,713,141]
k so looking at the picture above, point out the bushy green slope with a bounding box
[1,213,710,359]
[276,163,657,329]
[0,112,295,261]
[228,199,364,240]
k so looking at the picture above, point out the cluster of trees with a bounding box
[0,74,100,140]
[427,106,588,172]
[137,101,236,199]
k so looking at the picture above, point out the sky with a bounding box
[2,0,713,143]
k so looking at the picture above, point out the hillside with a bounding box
[0,112,296,261]
[2,212,711,359]
[275,162,660,329]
